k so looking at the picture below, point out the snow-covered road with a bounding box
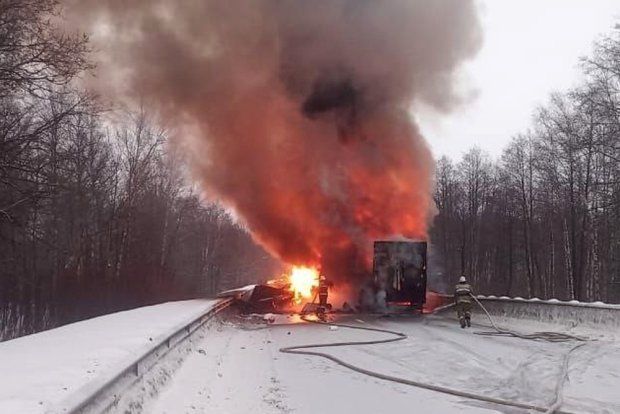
[144,312,620,414]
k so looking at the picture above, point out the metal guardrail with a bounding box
[475,295,620,310]
[467,295,620,331]
[52,298,233,414]
[435,292,620,311]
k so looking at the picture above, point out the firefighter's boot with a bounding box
[465,315,471,327]
[459,317,466,328]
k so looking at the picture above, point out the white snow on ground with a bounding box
[146,311,620,414]
[0,299,219,414]
[2,298,619,414]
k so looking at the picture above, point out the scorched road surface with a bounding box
[146,313,620,414]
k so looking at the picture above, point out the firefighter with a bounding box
[454,276,473,328]
[317,275,331,320]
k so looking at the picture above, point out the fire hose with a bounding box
[279,299,589,414]
[469,294,588,413]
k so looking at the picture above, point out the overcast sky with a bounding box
[417,0,620,161]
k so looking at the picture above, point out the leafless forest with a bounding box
[432,30,620,303]
[1,2,619,340]
[0,1,277,340]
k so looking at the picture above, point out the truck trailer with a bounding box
[372,240,427,309]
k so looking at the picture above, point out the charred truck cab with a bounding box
[373,241,427,310]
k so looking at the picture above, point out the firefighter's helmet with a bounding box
[459,276,467,283]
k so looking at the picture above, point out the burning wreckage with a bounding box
[220,241,429,317]
[76,0,480,322]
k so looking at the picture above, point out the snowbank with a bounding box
[0,299,219,414]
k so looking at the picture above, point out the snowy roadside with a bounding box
[0,299,220,414]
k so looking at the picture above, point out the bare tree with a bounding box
[0,2,280,340]
[0,0,90,99]
[432,29,620,304]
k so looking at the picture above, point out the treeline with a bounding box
[0,1,277,340]
[432,30,620,303]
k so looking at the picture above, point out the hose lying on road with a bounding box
[279,315,579,414]
[470,294,588,342]
[468,295,589,413]
[544,342,587,414]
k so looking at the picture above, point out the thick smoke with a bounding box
[67,1,482,284]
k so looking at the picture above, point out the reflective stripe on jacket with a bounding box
[454,282,472,303]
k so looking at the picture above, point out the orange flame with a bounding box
[288,266,320,304]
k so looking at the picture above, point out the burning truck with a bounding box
[222,240,428,314]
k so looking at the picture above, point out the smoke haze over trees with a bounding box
[0,0,277,340]
[432,29,620,303]
[65,0,482,285]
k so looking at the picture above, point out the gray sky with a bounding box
[418,0,620,161]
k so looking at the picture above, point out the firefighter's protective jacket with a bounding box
[454,282,472,303]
